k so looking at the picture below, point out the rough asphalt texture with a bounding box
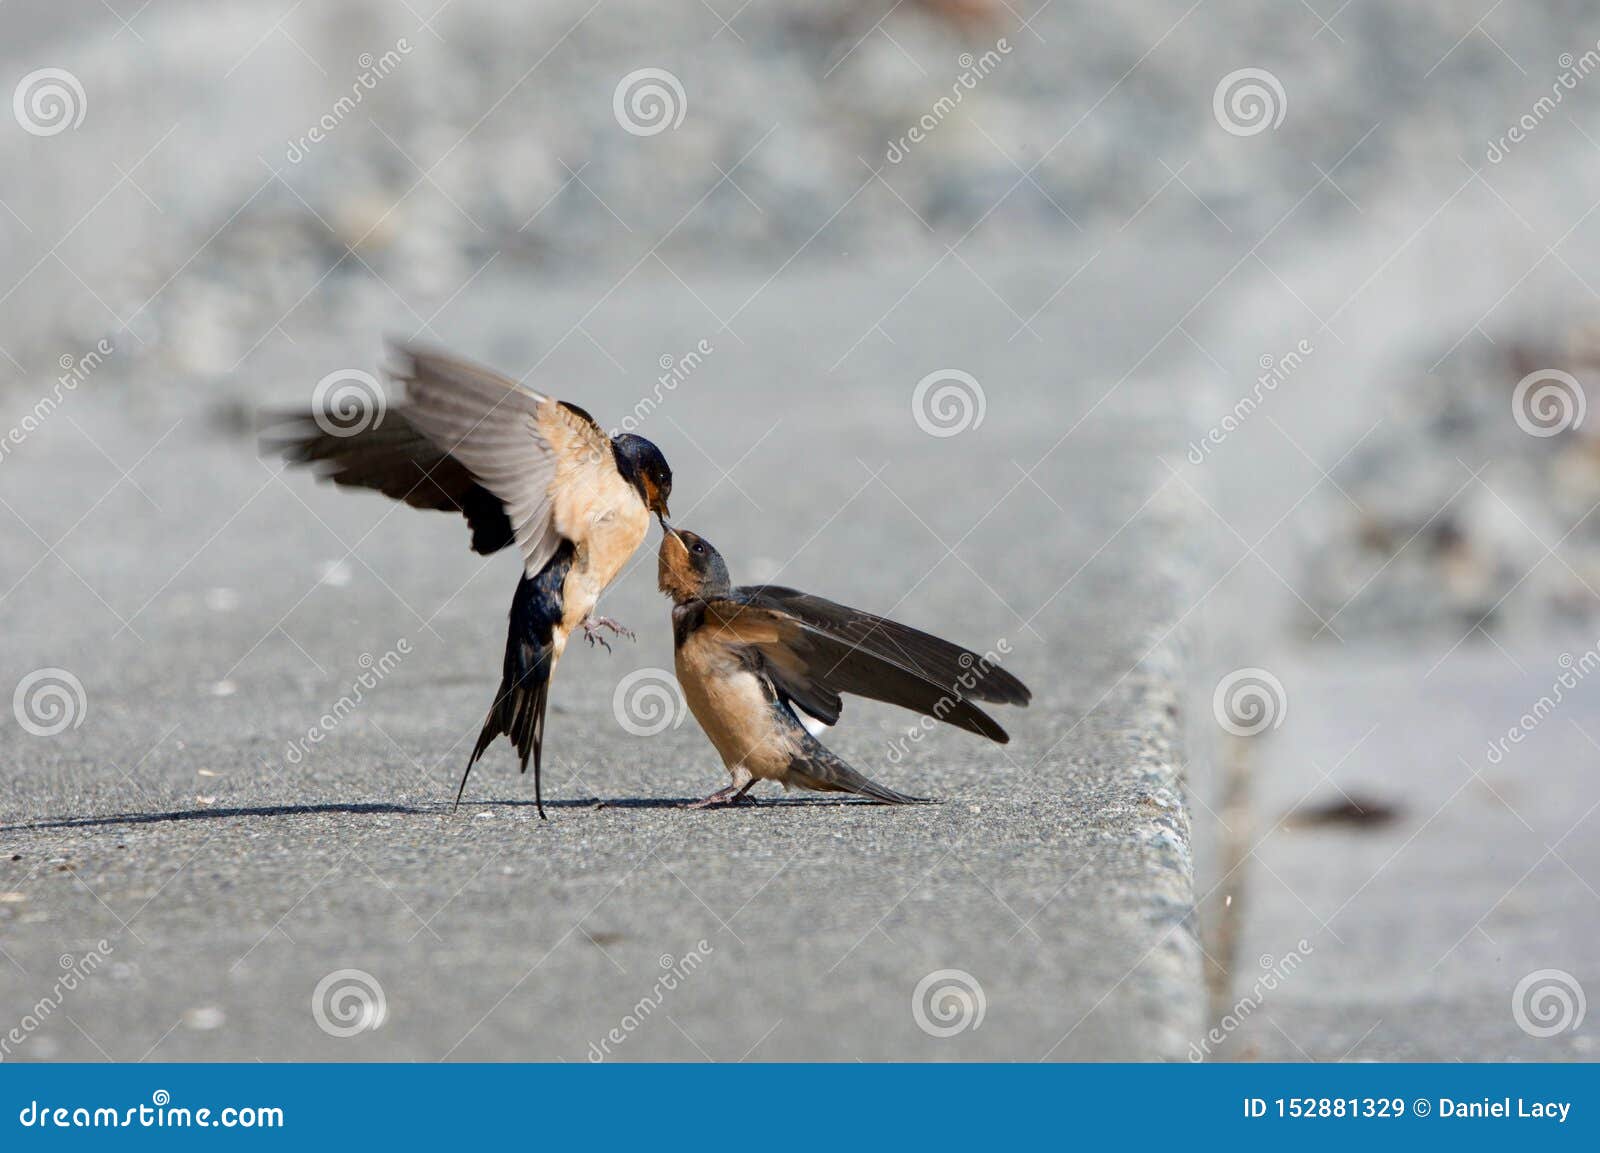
[1,255,1220,1060]
[3,0,1235,1062]
[8,0,1600,1063]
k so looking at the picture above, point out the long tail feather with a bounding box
[454,545,572,817]
[784,743,933,805]
[459,669,551,814]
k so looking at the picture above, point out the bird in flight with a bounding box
[657,525,1029,807]
[270,344,672,816]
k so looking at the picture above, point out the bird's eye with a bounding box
[692,543,705,555]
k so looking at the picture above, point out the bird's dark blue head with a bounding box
[610,434,672,521]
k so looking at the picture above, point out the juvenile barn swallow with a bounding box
[657,526,1030,807]
[270,344,672,816]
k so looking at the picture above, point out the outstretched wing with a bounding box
[266,409,516,556]
[269,344,624,578]
[738,586,1031,707]
[701,590,1028,743]
[388,345,570,577]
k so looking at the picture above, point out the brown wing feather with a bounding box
[702,598,1013,742]
[391,345,567,577]
[730,587,1031,706]
[270,343,640,581]
[265,411,514,554]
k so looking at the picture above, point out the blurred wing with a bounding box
[390,345,567,577]
[266,410,515,556]
[702,594,1018,743]
[270,344,625,578]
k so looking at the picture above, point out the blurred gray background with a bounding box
[1,0,1597,1061]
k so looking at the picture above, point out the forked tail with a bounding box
[456,543,574,817]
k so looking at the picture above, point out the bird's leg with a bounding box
[685,778,756,810]
[582,616,635,650]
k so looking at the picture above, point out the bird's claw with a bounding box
[595,616,636,641]
[583,616,635,651]
[684,782,752,809]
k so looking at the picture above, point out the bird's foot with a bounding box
[582,616,635,651]
[592,616,635,640]
[684,782,754,809]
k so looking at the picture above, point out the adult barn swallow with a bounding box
[658,527,1030,807]
[271,345,672,816]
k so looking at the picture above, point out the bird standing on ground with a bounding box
[657,525,1030,807]
[270,344,672,816]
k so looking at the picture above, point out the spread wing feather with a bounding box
[268,343,622,578]
[391,346,566,577]
[729,586,1031,707]
[701,592,1026,743]
[264,410,516,555]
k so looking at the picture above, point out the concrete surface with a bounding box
[9,0,1600,1066]
[1206,646,1600,1061]
[0,253,1220,1060]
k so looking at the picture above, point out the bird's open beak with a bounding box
[657,514,677,538]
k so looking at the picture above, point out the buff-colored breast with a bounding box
[535,399,652,636]
[676,630,799,782]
